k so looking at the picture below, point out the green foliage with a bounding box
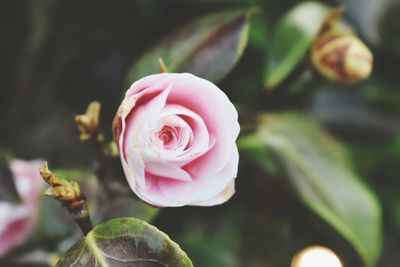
[264,2,330,88]
[248,12,270,51]
[238,134,281,175]
[56,217,193,267]
[256,113,382,267]
[178,214,241,267]
[126,9,251,84]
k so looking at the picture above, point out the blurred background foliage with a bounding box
[1,0,400,266]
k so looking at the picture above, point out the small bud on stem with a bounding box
[75,101,103,142]
[75,101,114,158]
[75,101,119,196]
[40,162,93,235]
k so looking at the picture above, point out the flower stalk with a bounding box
[39,162,93,235]
[75,101,123,197]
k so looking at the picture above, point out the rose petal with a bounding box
[134,173,185,207]
[148,114,192,158]
[126,73,179,97]
[145,162,192,181]
[157,104,211,165]
[0,203,32,256]
[158,145,239,204]
[189,180,236,206]
[122,87,171,190]
[0,160,44,256]
[166,74,240,176]
[9,160,44,204]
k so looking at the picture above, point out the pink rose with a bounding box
[0,159,44,256]
[113,73,239,207]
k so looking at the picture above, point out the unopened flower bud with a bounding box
[311,31,373,84]
[40,162,81,202]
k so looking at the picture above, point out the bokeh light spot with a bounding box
[291,246,343,267]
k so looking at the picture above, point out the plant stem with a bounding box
[40,162,93,235]
[62,195,93,236]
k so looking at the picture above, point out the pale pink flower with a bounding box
[113,73,239,207]
[0,160,44,256]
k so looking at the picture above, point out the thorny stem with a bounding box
[39,162,93,235]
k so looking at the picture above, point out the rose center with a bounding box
[150,114,194,157]
[158,126,175,145]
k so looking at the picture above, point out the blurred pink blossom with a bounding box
[0,159,44,257]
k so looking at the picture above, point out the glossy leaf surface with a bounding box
[264,2,330,88]
[256,113,382,267]
[127,9,251,83]
[56,217,193,267]
[237,134,280,175]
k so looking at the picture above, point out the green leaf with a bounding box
[264,2,330,88]
[248,12,270,51]
[256,113,382,267]
[237,134,280,175]
[56,217,193,267]
[178,214,241,267]
[126,9,251,84]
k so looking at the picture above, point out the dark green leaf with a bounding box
[56,217,193,267]
[256,113,382,267]
[126,9,251,83]
[178,214,241,267]
[248,12,270,51]
[237,134,280,175]
[264,2,330,88]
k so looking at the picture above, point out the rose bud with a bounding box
[113,73,239,207]
[310,31,373,84]
[0,159,44,257]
